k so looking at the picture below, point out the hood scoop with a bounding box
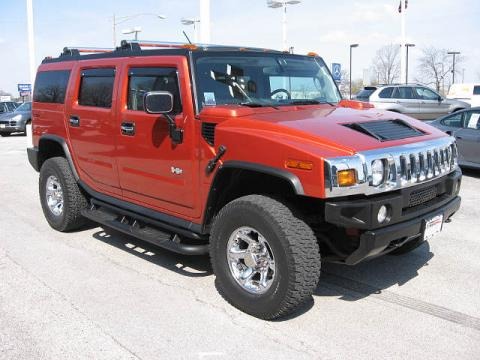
[343,119,425,141]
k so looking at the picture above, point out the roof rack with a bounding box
[61,47,114,57]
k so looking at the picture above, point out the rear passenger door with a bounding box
[392,87,421,118]
[66,63,121,195]
[455,110,480,165]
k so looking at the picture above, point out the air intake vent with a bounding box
[201,122,217,146]
[344,120,425,141]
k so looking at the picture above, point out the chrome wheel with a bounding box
[226,226,276,294]
[45,175,64,216]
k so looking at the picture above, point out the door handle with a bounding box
[121,122,135,136]
[69,115,80,127]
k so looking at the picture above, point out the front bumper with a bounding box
[0,123,23,133]
[344,196,460,265]
[324,170,462,265]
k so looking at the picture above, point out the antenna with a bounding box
[183,31,193,44]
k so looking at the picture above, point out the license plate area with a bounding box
[423,214,444,241]
[0,124,5,128]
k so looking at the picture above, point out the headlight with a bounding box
[11,114,22,122]
[371,159,385,186]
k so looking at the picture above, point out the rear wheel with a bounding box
[210,195,321,320]
[39,157,88,231]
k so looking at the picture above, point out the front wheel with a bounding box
[210,195,321,320]
[0,133,11,137]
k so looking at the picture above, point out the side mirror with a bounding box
[144,91,173,114]
[437,95,443,102]
[143,91,183,145]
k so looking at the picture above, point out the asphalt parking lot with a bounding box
[0,135,479,360]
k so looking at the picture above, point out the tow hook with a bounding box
[206,145,227,174]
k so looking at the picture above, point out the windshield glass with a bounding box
[193,53,341,111]
[15,102,31,112]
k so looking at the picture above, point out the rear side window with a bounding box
[378,87,393,98]
[473,86,480,95]
[393,87,414,99]
[127,67,182,113]
[355,89,375,101]
[78,68,115,108]
[33,70,70,103]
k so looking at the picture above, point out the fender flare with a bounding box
[37,134,80,180]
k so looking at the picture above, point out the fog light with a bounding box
[377,205,390,224]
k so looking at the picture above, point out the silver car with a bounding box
[0,102,32,137]
[356,84,470,120]
[427,107,480,169]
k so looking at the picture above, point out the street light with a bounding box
[122,27,142,40]
[349,44,359,100]
[267,0,301,51]
[181,18,200,43]
[447,51,461,84]
[405,43,415,84]
[112,13,166,46]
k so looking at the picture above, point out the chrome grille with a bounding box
[324,137,459,198]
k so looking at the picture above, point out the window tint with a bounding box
[473,86,480,95]
[414,87,439,100]
[441,113,463,128]
[127,67,181,112]
[378,87,394,98]
[393,87,415,99]
[355,88,376,101]
[33,70,70,103]
[464,111,480,130]
[78,68,115,108]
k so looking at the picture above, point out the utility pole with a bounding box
[405,43,415,84]
[200,0,211,43]
[447,51,460,84]
[399,0,407,85]
[349,44,359,99]
[26,0,35,88]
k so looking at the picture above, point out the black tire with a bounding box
[389,237,424,255]
[210,195,321,320]
[0,133,11,137]
[39,157,88,232]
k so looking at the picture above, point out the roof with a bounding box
[42,39,285,64]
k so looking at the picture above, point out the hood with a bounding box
[445,98,471,108]
[200,105,448,154]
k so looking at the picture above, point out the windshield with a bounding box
[193,52,341,111]
[15,102,31,112]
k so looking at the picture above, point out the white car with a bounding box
[356,84,470,120]
[447,83,480,107]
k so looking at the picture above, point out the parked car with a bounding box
[0,101,18,115]
[428,107,480,169]
[0,102,32,137]
[28,41,461,320]
[447,83,480,107]
[356,84,470,120]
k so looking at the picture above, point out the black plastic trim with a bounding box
[78,179,204,236]
[221,161,305,195]
[38,134,79,180]
[27,147,39,171]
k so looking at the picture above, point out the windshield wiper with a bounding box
[240,101,279,109]
[288,100,321,105]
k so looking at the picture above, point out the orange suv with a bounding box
[27,40,462,319]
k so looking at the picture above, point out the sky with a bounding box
[0,0,479,96]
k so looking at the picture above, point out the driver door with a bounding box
[115,58,201,219]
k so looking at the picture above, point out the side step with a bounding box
[81,200,209,256]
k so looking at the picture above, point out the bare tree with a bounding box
[417,47,465,93]
[371,45,400,85]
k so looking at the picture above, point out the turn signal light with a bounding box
[307,51,319,57]
[285,159,314,171]
[337,169,357,187]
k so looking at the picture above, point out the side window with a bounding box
[33,70,70,103]
[464,111,480,130]
[128,67,182,113]
[473,86,480,95]
[378,87,393,98]
[78,68,115,108]
[395,87,414,99]
[441,113,463,128]
[415,87,439,100]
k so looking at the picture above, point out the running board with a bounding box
[81,201,209,256]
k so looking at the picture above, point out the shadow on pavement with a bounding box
[316,241,434,301]
[461,167,480,179]
[92,227,213,278]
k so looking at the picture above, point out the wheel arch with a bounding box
[37,135,79,180]
[202,161,305,232]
